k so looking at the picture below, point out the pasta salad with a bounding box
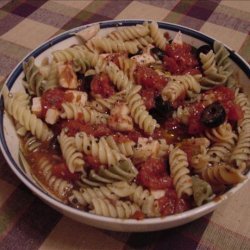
[3,21,249,219]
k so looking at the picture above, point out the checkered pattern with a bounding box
[0,1,249,249]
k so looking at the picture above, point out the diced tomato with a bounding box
[41,88,65,116]
[64,91,74,102]
[157,189,177,216]
[226,103,244,121]
[174,197,191,214]
[157,189,190,216]
[92,124,113,138]
[91,73,115,98]
[85,155,102,170]
[126,130,142,142]
[164,43,199,75]
[137,158,173,189]
[164,32,170,40]
[134,65,167,91]
[52,162,79,181]
[187,102,206,135]
[131,211,145,220]
[140,88,156,110]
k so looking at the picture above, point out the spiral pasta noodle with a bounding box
[169,147,193,198]
[87,37,140,54]
[126,85,159,135]
[43,61,59,92]
[149,21,167,50]
[23,57,45,96]
[58,131,85,173]
[108,24,150,41]
[205,122,233,143]
[90,198,140,219]
[202,163,246,185]
[104,136,135,157]
[161,74,201,102]
[61,102,109,124]
[80,161,138,187]
[34,157,73,202]
[3,89,53,141]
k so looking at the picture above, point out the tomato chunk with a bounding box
[164,43,199,75]
[134,65,167,91]
[41,88,65,116]
[91,73,115,98]
[85,155,102,170]
[157,189,190,216]
[137,158,173,189]
[52,162,79,181]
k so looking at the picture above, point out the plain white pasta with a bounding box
[104,136,135,157]
[161,74,201,102]
[22,135,42,153]
[95,89,127,110]
[60,102,109,124]
[205,122,233,143]
[3,89,53,142]
[118,56,137,82]
[208,132,237,164]
[58,131,85,174]
[148,21,167,50]
[43,61,59,92]
[202,163,246,185]
[108,24,150,41]
[126,85,159,135]
[169,147,193,198]
[103,62,133,91]
[87,37,140,54]
[90,198,140,218]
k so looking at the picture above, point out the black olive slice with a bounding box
[150,47,165,61]
[149,96,173,123]
[201,101,226,128]
[77,73,93,93]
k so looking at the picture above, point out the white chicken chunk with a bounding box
[76,24,100,42]
[133,137,161,162]
[172,31,183,45]
[108,102,133,132]
[58,63,78,89]
[31,97,42,116]
[45,108,60,125]
[131,53,155,65]
[150,190,166,199]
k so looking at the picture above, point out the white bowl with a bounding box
[0,20,249,232]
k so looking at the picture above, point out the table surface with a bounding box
[0,0,250,249]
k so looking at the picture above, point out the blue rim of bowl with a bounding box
[0,19,249,227]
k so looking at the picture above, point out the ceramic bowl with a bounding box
[0,20,249,232]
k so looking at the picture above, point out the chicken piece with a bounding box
[133,137,161,162]
[108,102,133,132]
[31,97,42,116]
[58,63,78,89]
[76,24,100,42]
[45,108,60,125]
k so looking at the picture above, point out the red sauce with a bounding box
[137,158,173,189]
[164,43,199,75]
[41,88,65,117]
[52,162,80,181]
[140,88,156,110]
[91,73,115,98]
[112,133,131,143]
[131,211,145,220]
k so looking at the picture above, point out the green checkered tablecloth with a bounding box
[0,1,249,249]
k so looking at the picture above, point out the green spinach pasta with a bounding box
[3,21,249,220]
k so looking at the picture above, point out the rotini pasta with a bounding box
[169,147,193,198]
[6,24,249,220]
